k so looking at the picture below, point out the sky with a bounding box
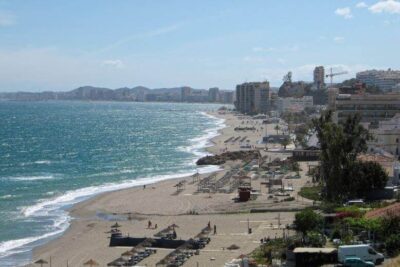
[0,0,400,92]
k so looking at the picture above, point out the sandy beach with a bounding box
[27,111,314,267]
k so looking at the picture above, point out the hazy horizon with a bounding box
[0,0,400,92]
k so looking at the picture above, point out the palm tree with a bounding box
[274,124,280,135]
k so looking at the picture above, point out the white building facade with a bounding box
[277,96,314,113]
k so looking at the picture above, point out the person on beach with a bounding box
[207,221,211,229]
[154,224,157,229]
[148,220,152,229]
[213,225,217,235]
[172,229,177,239]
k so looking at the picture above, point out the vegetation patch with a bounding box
[299,185,322,201]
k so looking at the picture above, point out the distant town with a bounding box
[0,85,235,104]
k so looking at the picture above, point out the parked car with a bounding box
[345,199,364,206]
[338,245,384,265]
[344,257,375,267]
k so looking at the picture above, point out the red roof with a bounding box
[365,202,400,219]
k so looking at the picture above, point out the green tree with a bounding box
[346,161,388,198]
[312,111,387,201]
[294,209,323,236]
[280,138,290,150]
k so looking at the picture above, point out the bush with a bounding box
[385,234,400,256]
[330,228,341,240]
[299,186,322,201]
[320,202,340,213]
[294,209,324,235]
[305,231,326,247]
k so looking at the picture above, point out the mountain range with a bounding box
[0,86,210,102]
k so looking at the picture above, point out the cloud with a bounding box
[356,2,368,8]
[333,36,345,43]
[252,45,299,53]
[335,7,353,19]
[277,58,286,64]
[0,11,15,27]
[90,23,181,55]
[102,59,125,69]
[243,56,266,63]
[0,48,137,91]
[252,47,275,52]
[369,0,400,14]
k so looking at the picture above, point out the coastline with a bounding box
[19,110,228,267]
[25,110,312,267]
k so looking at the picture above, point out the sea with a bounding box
[0,101,226,266]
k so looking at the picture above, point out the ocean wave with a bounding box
[21,169,214,218]
[34,160,52,165]
[2,166,218,259]
[0,195,15,200]
[178,111,226,160]
[1,109,225,263]
[0,220,68,258]
[5,175,55,182]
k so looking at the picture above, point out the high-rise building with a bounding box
[208,87,220,102]
[220,90,234,104]
[181,87,192,102]
[235,81,270,114]
[356,69,400,91]
[313,66,325,90]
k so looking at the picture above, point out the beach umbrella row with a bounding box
[34,258,99,267]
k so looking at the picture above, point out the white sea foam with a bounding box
[179,111,226,160]
[2,109,225,262]
[22,170,212,218]
[34,160,52,165]
[0,195,14,200]
[0,220,68,258]
[7,175,55,182]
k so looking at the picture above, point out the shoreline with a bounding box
[14,110,228,267]
[25,110,313,267]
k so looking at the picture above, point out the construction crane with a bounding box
[325,67,348,87]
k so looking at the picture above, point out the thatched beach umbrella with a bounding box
[121,250,134,257]
[121,250,134,260]
[170,223,179,229]
[111,222,121,228]
[83,259,99,267]
[34,259,48,267]
[227,244,240,250]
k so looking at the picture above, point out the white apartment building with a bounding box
[356,69,400,91]
[277,96,314,113]
[369,113,400,158]
[330,92,400,124]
